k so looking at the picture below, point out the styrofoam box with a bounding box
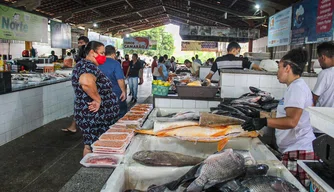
[306,107,334,138]
[101,135,306,192]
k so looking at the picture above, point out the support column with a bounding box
[248,39,253,52]
[84,29,88,37]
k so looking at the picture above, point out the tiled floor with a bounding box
[0,70,153,192]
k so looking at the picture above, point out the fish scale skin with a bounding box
[132,151,204,167]
[187,149,245,192]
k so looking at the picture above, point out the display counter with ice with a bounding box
[102,135,306,192]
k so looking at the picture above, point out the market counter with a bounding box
[0,78,74,146]
[220,69,318,99]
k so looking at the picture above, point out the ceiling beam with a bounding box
[53,0,124,18]
[165,6,231,27]
[189,0,264,19]
[125,0,134,9]
[102,13,168,31]
[169,15,205,26]
[245,0,286,11]
[111,20,167,34]
[80,5,162,26]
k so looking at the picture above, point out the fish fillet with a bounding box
[199,112,244,126]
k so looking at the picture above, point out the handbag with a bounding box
[153,66,161,76]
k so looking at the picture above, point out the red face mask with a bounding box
[94,53,106,65]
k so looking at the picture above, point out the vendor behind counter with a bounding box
[206,42,262,80]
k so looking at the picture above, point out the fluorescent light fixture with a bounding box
[255,4,260,9]
[93,23,98,27]
[125,34,130,37]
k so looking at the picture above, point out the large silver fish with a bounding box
[132,150,205,167]
[187,149,245,191]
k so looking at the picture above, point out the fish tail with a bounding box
[217,138,229,151]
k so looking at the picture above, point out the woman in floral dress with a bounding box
[72,41,119,156]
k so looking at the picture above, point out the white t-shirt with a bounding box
[275,78,316,153]
[313,67,334,107]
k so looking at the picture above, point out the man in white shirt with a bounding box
[184,59,200,77]
[312,42,334,136]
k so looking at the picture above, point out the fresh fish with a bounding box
[187,149,246,191]
[239,176,300,192]
[239,101,262,108]
[231,96,262,105]
[238,92,258,98]
[160,113,177,117]
[249,86,262,93]
[261,102,279,111]
[211,110,251,121]
[244,164,269,177]
[205,180,246,192]
[132,150,204,167]
[218,104,246,116]
[258,91,275,103]
[199,112,244,126]
[124,190,145,192]
[233,150,257,166]
[153,120,199,133]
[233,106,260,118]
[156,125,258,142]
[156,111,200,122]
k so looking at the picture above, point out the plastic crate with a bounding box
[152,84,169,96]
[176,85,219,98]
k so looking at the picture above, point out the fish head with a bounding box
[269,177,300,192]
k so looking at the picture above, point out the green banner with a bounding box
[0,5,48,43]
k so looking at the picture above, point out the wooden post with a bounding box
[248,39,253,52]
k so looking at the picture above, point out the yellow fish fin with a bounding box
[135,129,156,135]
[217,138,229,151]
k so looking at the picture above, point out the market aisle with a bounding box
[0,71,153,192]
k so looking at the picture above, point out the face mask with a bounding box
[95,53,106,65]
[235,54,240,57]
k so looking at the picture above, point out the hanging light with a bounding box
[255,4,260,10]
[93,23,98,27]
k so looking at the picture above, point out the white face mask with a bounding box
[235,54,240,57]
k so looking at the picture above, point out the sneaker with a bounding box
[133,99,137,103]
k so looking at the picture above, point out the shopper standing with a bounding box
[62,36,89,133]
[72,41,119,156]
[194,54,202,65]
[242,48,317,187]
[312,42,334,136]
[156,56,168,81]
[99,45,127,118]
[126,53,143,103]
[151,56,158,80]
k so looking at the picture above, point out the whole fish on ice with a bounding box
[132,150,204,167]
[156,125,258,142]
[187,149,245,191]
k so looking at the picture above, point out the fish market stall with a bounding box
[102,135,307,192]
[0,69,74,145]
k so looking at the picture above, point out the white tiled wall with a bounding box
[0,81,74,146]
[220,73,318,99]
[155,98,220,110]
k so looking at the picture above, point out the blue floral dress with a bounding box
[72,59,119,146]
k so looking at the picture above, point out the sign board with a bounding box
[307,0,334,43]
[50,20,72,49]
[0,4,48,43]
[181,41,218,52]
[268,7,292,47]
[180,25,260,39]
[123,37,157,50]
